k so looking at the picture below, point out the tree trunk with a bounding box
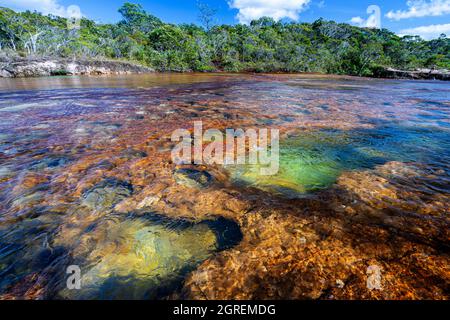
[9,38,16,51]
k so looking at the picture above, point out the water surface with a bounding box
[0,73,448,299]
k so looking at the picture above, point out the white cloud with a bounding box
[350,16,365,25]
[228,0,311,24]
[351,15,381,28]
[0,0,82,18]
[386,0,450,20]
[398,23,450,39]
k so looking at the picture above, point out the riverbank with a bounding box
[0,57,154,78]
[0,57,449,81]
[374,67,450,81]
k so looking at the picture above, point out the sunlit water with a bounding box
[0,73,448,299]
[228,124,450,196]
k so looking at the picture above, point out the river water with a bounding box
[0,73,448,299]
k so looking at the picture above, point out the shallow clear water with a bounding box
[0,73,448,299]
[229,124,450,196]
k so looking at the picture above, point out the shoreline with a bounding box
[0,57,449,81]
[0,57,154,78]
[373,67,450,81]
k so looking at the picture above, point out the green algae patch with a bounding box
[227,130,388,197]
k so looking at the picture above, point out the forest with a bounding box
[0,2,449,76]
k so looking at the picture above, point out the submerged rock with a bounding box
[174,168,213,189]
[81,178,133,211]
[122,148,148,159]
[30,156,70,170]
[336,161,449,216]
[60,215,242,300]
[226,135,348,196]
[11,191,45,209]
[87,160,115,172]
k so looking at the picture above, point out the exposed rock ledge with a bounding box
[0,58,154,78]
[375,67,450,81]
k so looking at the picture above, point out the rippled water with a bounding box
[0,74,448,299]
[229,124,450,196]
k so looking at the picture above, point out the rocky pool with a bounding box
[0,73,448,299]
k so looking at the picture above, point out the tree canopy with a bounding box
[1,3,448,75]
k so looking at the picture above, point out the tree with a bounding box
[357,42,384,76]
[197,1,217,31]
[0,5,448,73]
[118,2,161,33]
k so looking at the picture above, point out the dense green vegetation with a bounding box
[1,3,449,76]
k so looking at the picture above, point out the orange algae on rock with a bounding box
[0,74,448,300]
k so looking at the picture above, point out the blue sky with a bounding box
[1,0,449,39]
